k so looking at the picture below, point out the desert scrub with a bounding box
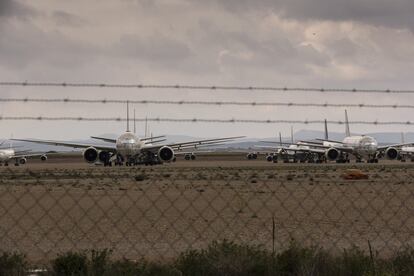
[0,252,27,276]
[7,241,414,275]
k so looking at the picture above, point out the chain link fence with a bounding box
[0,165,413,263]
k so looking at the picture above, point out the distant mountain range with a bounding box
[3,131,414,152]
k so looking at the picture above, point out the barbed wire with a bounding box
[1,97,414,109]
[1,81,414,94]
[0,116,412,125]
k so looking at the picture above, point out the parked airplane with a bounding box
[259,129,326,163]
[0,141,48,166]
[12,103,244,166]
[299,111,413,163]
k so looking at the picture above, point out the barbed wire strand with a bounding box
[0,98,413,109]
[0,116,412,125]
[1,82,414,94]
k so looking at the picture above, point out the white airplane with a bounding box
[298,110,413,163]
[12,103,244,166]
[0,141,48,166]
[258,128,326,163]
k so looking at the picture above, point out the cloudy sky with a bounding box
[0,0,414,139]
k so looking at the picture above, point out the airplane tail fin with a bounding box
[345,110,351,137]
[324,119,329,140]
[279,132,282,147]
[145,117,148,137]
[291,126,294,143]
[133,109,136,134]
[126,100,130,132]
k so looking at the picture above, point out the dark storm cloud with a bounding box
[0,21,100,69]
[0,0,36,18]
[116,34,191,61]
[276,0,414,30]
[52,10,85,27]
[189,18,329,75]
[109,33,201,73]
[197,0,414,30]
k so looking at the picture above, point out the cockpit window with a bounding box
[360,136,378,146]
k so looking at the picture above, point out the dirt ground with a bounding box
[0,154,413,263]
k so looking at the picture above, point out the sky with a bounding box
[0,0,414,139]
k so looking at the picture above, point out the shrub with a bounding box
[338,246,372,276]
[89,249,112,276]
[13,242,414,275]
[51,251,88,276]
[390,247,414,276]
[0,252,27,276]
[175,240,273,276]
[106,259,146,276]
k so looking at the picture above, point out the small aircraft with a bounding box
[12,102,244,166]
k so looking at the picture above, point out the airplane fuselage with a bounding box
[115,132,145,159]
[318,136,378,159]
[0,149,15,162]
[342,136,378,157]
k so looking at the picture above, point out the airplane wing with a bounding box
[11,139,116,152]
[12,152,47,159]
[377,143,414,151]
[175,149,216,155]
[259,141,295,145]
[141,136,245,152]
[91,135,166,144]
[141,135,166,141]
[90,136,117,143]
[292,142,355,154]
[0,145,24,150]
[144,139,166,144]
[315,138,344,144]
[254,145,326,154]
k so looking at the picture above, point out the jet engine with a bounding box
[19,158,27,165]
[246,152,258,160]
[266,155,273,162]
[83,147,99,163]
[158,146,175,162]
[40,155,47,161]
[98,151,111,163]
[325,148,340,161]
[385,147,398,160]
